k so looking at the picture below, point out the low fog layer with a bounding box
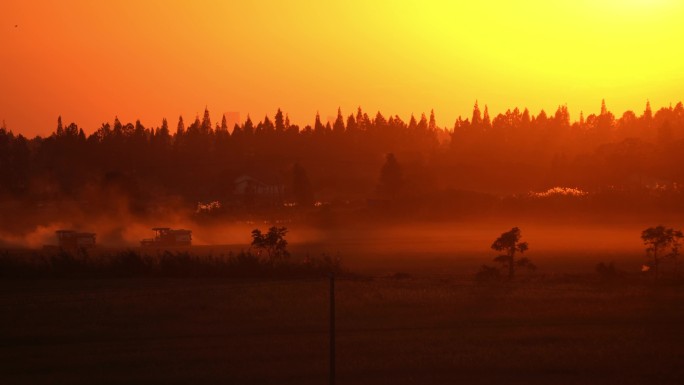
[0,192,654,275]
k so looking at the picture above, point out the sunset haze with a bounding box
[2,0,683,136]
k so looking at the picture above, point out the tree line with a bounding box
[1,101,684,208]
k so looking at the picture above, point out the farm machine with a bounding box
[141,228,192,247]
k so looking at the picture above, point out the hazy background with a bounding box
[2,0,684,136]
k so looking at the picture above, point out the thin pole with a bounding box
[330,273,336,385]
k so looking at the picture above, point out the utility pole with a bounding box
[330,273,336,385]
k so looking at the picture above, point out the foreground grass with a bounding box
[2,276,684,384]
[0,249,342,279]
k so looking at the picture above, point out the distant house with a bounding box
[232,174,286,205]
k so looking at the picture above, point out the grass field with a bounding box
[2,274,684,385]
[2,221,682,384]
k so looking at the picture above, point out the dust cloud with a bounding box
[0,190,656,275]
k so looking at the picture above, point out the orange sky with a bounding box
[2,1,683,137]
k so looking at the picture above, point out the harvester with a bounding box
[141,228,192,247]
[55,230,97,249]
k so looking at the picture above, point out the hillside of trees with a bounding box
[2,100,684,225]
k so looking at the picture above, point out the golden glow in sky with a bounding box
[2,1,683,136]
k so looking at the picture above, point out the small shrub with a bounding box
[476,265,502,283]
[304,253,343,275]
[110,250,149,276]
[595,261,619,281]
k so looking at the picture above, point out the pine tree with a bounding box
[643,100,653,121]
[554,105,570,127]
[156,118,171,148]
[188,115,201,136]
[600,99,608,116]
[56,116,64,136]
[522,108,531,126]
[417,113,428,131]
[134,119,146,138]
[314,112,325,133]
[472,101,483,127]
[114,116,123,136]
[483,105,491,129]
[231,123,242,137]
[356,107,366,130]
[428,109,437,130]
[275,109,285,131]
[243,115,254,135]
[262,115,274,132]
[333,107,345,133]
[491,227,533,280]
[201,107,212,134]
[160,118,169,135]
[176,115,185,136]
[346,114,357,133]
[374,111,387,129]
[408,114,417,130]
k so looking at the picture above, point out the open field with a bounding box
[2,221,680,384]
[2,274,684,385]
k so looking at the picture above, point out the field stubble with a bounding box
[2,274,684,384]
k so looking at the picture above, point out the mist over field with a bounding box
[0,195,651,275]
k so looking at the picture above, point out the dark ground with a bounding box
[2,275,684,385]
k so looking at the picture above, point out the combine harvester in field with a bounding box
[45,230,97,250]
[140,228,192,248]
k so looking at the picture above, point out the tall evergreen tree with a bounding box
[243,115,254,135]
[417,113,428,131]
[472,101,483,127]
[275,109,285,132]
[56,116,64,136]
[374,111,387,129]
[346,114,357,133]
[201,107,212,134]
[483,105,491,129]
[408,114,417,130]
[176,115,185,136]
[156,118,171,148]
[114,116,123,136]
[643,100,653,122]
[600,99,608,116]
[356,107,367,131]
[522,108,531,126]
[314,112,325,133]
[262,115,275,132]
[428,109,437,130]
[333,107,345,133]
